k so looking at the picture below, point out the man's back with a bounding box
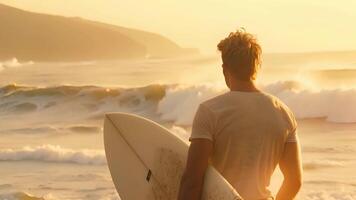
[189,91,298,199]
[178,29,302,200]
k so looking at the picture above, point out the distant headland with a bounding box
[0,3,199,61]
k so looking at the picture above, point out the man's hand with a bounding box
[177,138,213,200]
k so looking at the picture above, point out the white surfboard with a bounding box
[104,112,242,200]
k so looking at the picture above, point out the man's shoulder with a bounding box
[200,92,230,109]
[260,91,291,110]
[262,92,297,128]
[199,90,295,114]
[200,90,281,107]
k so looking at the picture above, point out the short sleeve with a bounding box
[286,128,298,143]
[189,104,215,142]
[278,100,298,143]
[285,108,298,143]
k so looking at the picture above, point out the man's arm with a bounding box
[177,138,213,200]
[276,141,303,200]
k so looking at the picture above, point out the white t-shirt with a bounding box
[189,91,298,199]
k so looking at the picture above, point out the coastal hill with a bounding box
[0,4,198,61]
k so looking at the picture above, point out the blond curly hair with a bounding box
[217,28,262,81]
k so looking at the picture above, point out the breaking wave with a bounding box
[0,58,34,72]
[0,125,186,164]
[0,145,106,165]
[0,145,347,171]
[0,125,102,135]
[1,80,356,126]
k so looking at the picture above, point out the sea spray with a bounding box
[2,82,356,124]
[0,145,106,165]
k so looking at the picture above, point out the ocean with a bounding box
[0,54,355,200]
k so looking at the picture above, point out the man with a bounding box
[178,29,303,200]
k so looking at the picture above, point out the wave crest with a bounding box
[157,84,224,125]
[0,58,34,72]
[0,145,106,165]
[1,81,356,125]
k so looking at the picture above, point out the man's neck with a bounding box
[229,79,260,92]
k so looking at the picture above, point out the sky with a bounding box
[1,0,356,54]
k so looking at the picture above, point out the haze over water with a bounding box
[0,1,356,200]
[1,52,356,199]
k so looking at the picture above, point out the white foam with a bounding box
[156,81,356,124]
[269,86,356,123]
[157,84,224,125]
[0,58,34,70]
[2,81,356,126]
[0,145,106,165]
[4,58,23,68]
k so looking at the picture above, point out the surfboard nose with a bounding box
[105,112,131,121]
[105,112,126,127]
[104,112,145,130]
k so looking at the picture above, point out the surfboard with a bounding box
[104,112,242,200]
